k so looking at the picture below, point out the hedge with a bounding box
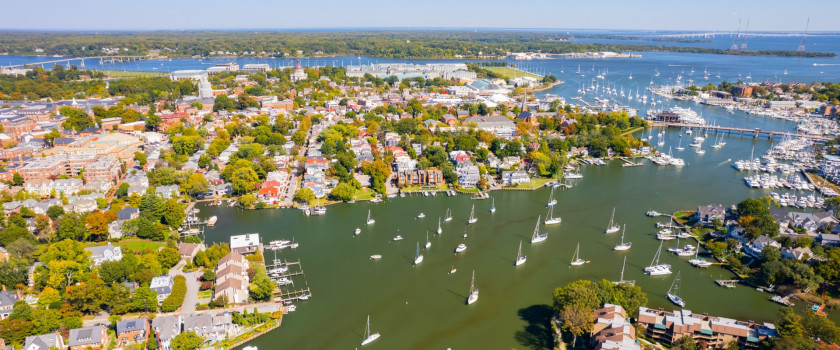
[161,275,187,312]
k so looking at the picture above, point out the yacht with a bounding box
[570,243,586,266]
[417,212,426,218]
[414,242,424,265]
[468,205,477,224]
[361,315,381,346]
[467,271,479,305]
[645,241,672,275]
[366,210,375,225]
[370,254,382,260]
[455,244,467,253]
[613,225,632,251]
[393,229,404,241]
[444,208,453,222]
[689,248,712,268]
[544,206,562,225]
[530,216,548,243]
[605,207,620,234]
[515,241,527,266]
[667,272,686,307]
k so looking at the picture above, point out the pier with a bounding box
[654,122,832,142]
[267,259,313,303]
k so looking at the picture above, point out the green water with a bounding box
[200,130,820,349]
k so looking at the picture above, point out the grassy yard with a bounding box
[100,70,165,78]
[197,290,213,300]
[485,67,540,80]
[511,177,553,190]
[86,239,165,252]
[401,183,449,192]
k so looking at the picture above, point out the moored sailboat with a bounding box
[468,205,477,224]
[605,207,620,234]
[614,225,632,251]
[530,216,548,243]
[515,241,526,266]
[544,206,562,225]
[361,315,380,346]
[570,243,586,266]
[467,271,479,305]
[667,271,686,307]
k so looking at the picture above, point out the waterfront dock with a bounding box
[654,122,832,142]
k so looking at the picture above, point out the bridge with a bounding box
[653,122,833,142]
[3,55,159,69]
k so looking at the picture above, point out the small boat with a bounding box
[515,240,527,266]
[414,242,424,265]
[370,254,382,260]
[467,271,479,305]
[425,232,431,249]
[354,227,361,235]
[437,217,443,234]
[667,271,686,307]
[530,216,548,243]
[490,197,496,213]
[605,207,620,234]
[449,265,457,274]
[467,205,477,224]
[645,241,672,275]
[366,210,375,225]
[444,208,453,222]
[243,346,258,350]
[206,216,218,226]
[544,206,562,225]
[298,293,310,300]
[570,243,586,266]
[417,212,426,218]
[546,187,558,207]
[614,225,632,251]
[312,206,326,215]
[455,244,467,253]
[285,304,296,312]
[361,315,381,346]
[393,234,403,241]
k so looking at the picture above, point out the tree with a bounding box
[181,173,210,198]
[135,152,148,167]
[675,335,698,350]
[249,274,275,302]
[294,188,315,204]
[6,238,36,259]
[329,182,356,201]
[157,247,181,270]
[59,106,94,132]
[171,331,204,350]
[161,198,186,228]
[560,304,592,348]
[46,205,65,220]
[213,95,235,112]
[131,286,159,313]
[145,114,163,131]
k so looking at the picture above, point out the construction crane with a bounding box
[730,19,741,51]
[740,19,750,51]
[797,18,810,52]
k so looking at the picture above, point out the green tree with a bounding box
[131,286,159,313]
[157,247,181,270]
[560,304,592,348]
[248,274,275,302]
[59,106,94,132]
[294,188,315,204]
[135,152,148,167]
[675,335,698,350]
[171,331,204,350]
[11,173,23,186]
[329,182,356,201]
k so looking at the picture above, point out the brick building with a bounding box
[637,307,777,349]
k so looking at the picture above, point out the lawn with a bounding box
[401,184,449,192]
[197,290,213,300]
[354,188,377,201]
[86,239,165,252]
[100,70,165,78]
[510,177,553,190]
[485,67,540,80]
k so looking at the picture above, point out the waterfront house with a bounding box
[116,318,150,348]
[178,242,205,262]
[744,236,782,258]
[23,332,65,350]
[817,233,840,247]
[501,170,530,185]
[68,326,108,350]
[149,275,174,303]
[456,163,480,188]
[637,307,777,349]
[155,185,181,199]
[695,204,725,224]
[152,315,181,350]
[230,233,262,255]
[183,313,238,343]
[397,169,443,187]
[85,242,122,267]
[0,291,17,320]
[590,304,639,350]
[781,247,813,261]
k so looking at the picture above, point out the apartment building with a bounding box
[637,307,778,349]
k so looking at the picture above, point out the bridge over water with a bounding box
[3,56,159,69]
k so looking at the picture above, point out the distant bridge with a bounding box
[654,122,832,142]
[654,32,809,39]
[4,56,157,69]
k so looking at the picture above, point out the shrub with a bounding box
[160,275,187,312]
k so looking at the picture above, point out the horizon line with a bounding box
[0,27,838,34]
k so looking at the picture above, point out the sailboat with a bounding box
[444,208,453,222]
[645,241,672,275]
[515,240,527,266]
[613,225,632,251]
[689,247,712,267]
[414,242,424,265]
[570,243,586,266]
[654,67,661,77]
[628,72,633,80]
[544,206,562,225]
[425,232,431,249]
[437,217,442,234]
[490,197,496,213]
[605,207,620,233]
[675,136,685,151]
[612,256,635,285]
[361,315,380,346]
[547,187,557,207]
[366,210,375,225]
[530,216,548,243]
[667,271,686,307]
[468,205,477,224]
[467,270,479,305]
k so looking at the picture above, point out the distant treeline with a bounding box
[0,31,833,59]
[573,34,713,44]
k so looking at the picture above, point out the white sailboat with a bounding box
[414,242,424,265]
[544,206,562,225]
[645,241,672,275]
[444,208,453,222]
[490,197,496,213]
[515,240,527,266]
[530,216,548,243]
[467,271,479,305]
[612,256,635,285]
[547,187,557,207]
[468,205,477,224]
[437,217,442,234]
[689,247,712,268]
[675,137,685,151]
[605,207,620,233]
[613,224,632,251]
[570,243,586,266]
[667,271,686,307]
[361,315,380,346]
[425,232,431,249]
[366,210,375,225]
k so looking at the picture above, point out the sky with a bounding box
[1,0,837,32]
